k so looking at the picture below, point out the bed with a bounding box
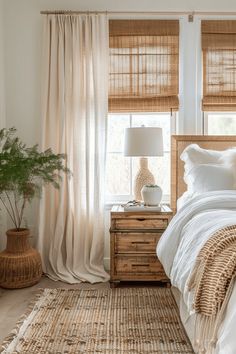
[157,135,236,354]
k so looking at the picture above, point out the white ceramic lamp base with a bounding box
[134,157,155,201]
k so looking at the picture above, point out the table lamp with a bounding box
[124,126,163,201]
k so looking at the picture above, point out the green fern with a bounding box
[0,127,70,230]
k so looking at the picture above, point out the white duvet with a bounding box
[157,190,236,354]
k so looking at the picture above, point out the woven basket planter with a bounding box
[0,228,42,289]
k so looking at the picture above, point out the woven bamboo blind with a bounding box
[109,20,179,113]
[202,20,236,111]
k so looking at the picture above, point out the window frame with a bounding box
[203,111,236,135]
[203,112,211,134]
[105,112,177,204]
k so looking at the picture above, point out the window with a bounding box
[106,20,179,204]
[109,20,179,113]
[202,22,236,136]
[202,20,236,112]
[106,113,176,203]
[204,112,236,135]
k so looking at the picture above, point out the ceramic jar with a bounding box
[141,184,162,206]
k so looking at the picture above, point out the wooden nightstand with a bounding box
[109,204,173,287]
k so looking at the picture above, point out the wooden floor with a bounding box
[0,276,110,345]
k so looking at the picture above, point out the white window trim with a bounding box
[105,112,177,205]
[203,112,210,135]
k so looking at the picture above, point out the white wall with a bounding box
[0,0,5,130]
[2,0,236,262]
[0,0,7,250]
[0,0,5,129]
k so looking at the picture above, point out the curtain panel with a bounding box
[38,14,109,283]
[108,20,179,113]
[202,20,236,111]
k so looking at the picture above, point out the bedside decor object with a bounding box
[110,204,173,287]
[0,127,70,289]
[122,200,161,212]
[124,126,163,200]
[141,184,163,206]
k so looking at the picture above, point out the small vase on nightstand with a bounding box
[141,184,162,206]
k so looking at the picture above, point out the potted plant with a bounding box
[0,127,70,288]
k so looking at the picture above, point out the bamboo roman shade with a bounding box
[109,20,179,113]
[202,20,236,111]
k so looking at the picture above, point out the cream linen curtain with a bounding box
[37,14,109,283]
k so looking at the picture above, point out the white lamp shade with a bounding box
[124,127,163,157]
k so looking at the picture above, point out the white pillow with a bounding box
[180,144,222,174]
[180,144,236,194]
[186,164,235,194]
[220,148,236,187]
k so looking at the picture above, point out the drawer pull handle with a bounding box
[132,264,150,267]
[136,218,145,221]
[131,241,150,245]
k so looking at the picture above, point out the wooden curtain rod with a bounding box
[40,10,236,16]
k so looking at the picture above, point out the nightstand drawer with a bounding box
[115,233,162,253]
[114,217,168,230]
[115,255,165,275]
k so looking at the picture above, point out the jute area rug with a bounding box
[1,287,193,354]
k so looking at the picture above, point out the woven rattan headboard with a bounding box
[171,135,236,212]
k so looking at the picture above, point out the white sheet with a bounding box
[157,190,236,354]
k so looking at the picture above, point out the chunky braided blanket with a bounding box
[188,225,236,354]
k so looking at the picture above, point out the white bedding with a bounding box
[157,190,236,354]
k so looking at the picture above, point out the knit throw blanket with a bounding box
[188,225,236,354]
